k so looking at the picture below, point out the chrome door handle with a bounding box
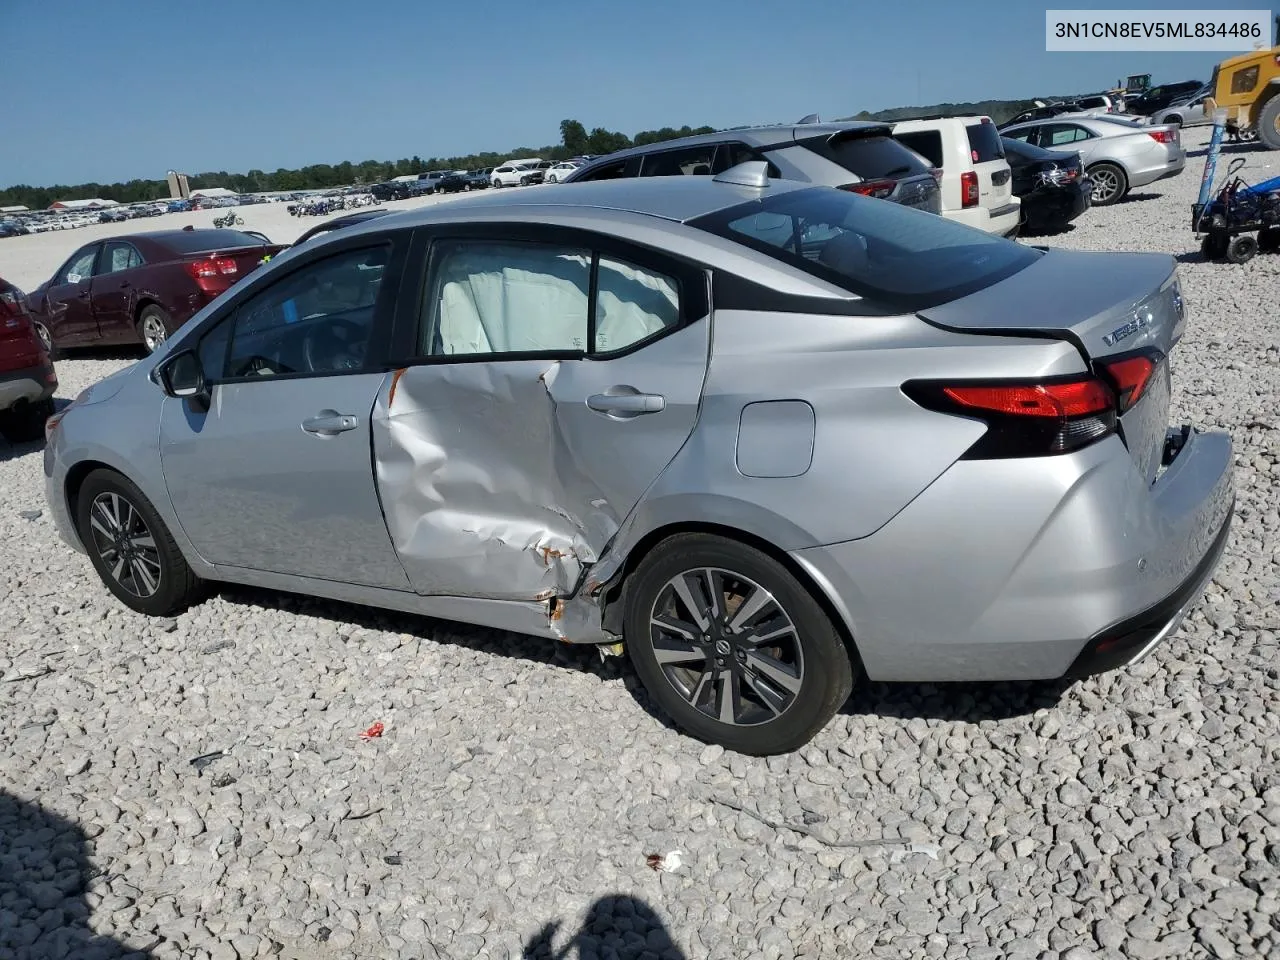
[587,392,666,417]
[301,413,358,436]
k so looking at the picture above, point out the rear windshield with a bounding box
[893,130,943,167]
[160,229,269,253]
[799,133,932,180]
[690,186,1039,311]
[965,121,1005,162]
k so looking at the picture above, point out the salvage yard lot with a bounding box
[1,128,1278,960]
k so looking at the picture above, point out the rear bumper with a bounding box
[1022,181,1092,227]
[0,363,56,411]
[1129,151,1186,188]
[945,200,1021,234]
[791,426,1234,682]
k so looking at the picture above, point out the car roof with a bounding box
[357,175,815,228]
[577,120,892,165]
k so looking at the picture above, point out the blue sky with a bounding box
[0,0,1263,186]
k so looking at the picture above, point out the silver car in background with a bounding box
[1148,84,1215,129]
[43,169,1232,755]
[1000,115,1186,205]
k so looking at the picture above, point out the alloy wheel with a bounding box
[87,491,162,598]
[1091,169,1120,204]
[648,567,804,726]
[142,315,167,352]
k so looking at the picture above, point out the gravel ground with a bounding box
[2,127,1278,960]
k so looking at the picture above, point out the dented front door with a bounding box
[371,321,710,602]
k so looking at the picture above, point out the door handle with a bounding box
[301,412,359,436]
[77,290,90,300]
[587,391,666,417]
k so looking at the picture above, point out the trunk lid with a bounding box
[918,248,1184,483]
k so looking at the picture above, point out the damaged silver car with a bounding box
[44,165,1233,754]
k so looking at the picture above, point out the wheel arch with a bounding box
[597,520,866,674]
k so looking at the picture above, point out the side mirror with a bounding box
[157,349,210,409]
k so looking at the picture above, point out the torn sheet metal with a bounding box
[371,319,709,625]
[371,360,618,603]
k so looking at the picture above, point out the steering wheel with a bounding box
[302,317,367,373]
[232,355,282,378]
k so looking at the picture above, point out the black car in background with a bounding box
[1001,137,1091,234]
[1128,80,1203,116]
[370,181,413,201]
[465,168,492,189]
[434,172,470,193]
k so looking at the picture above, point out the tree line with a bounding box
[0,119,716,210]
[2,102,1057,211]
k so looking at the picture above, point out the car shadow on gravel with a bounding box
[1185,142,1268,159]
[0,398,72,464]
[841,678,1072,722]
[1118,191,1161,204]
[0,789,150,959]
[523,894,687,959]
[220,586,1071,728]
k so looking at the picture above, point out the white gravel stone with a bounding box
[0,127,1276,958]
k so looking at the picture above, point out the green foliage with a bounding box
[837,99,1065,125]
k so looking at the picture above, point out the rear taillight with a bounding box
[0,289,24,315]
[960,171,979,208]
[902,376,1118,458]
[841,179,897,199]
[186,257,239,279]
[1100,354,1157,413]
[1147,129,1174,143]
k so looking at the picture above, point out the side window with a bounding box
[1044,124,1091,146]
[101,242,143,274]
[422,240,589,356]
[891,131,944,167]
[576,157,641,181]
[639,145,717,177]
[594,256,681,354]
[1003,130,1033,144]
[218,246,389,380]
[712,142,782,178]
[59,247,98,285]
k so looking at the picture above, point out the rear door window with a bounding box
[892,130,943,167]
[965,122,1005,162]
[799,133,932,179]
[639,145,717,177]
[101,241,144,274]
[691,186,1039,311]
[1041,124,1093,147]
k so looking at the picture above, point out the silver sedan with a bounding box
[1000,115,1186,205]
[43,170,1232,754]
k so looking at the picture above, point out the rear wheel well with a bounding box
[133,298,160,324]
[599,521,864,673]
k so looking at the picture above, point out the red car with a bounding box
[27,228,285,355]
[0,276,57,443]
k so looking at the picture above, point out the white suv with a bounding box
[892,117,1020,236]
[491,160,542,188]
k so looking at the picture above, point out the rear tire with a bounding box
[76,468,204,616]
[1087,162,1128,205]
[1259,97,1280,151]
[31,320,58,360]
[137,305,171,354]
[1226,234,1258,264]
[624,533,855,755]
[0,397,54,443]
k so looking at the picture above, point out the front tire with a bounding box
[1226,234,1258,264]
[1087,162,1128,205]
[624,534,855,755]
[1258,97,1280,151]
[76,469,204,616]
